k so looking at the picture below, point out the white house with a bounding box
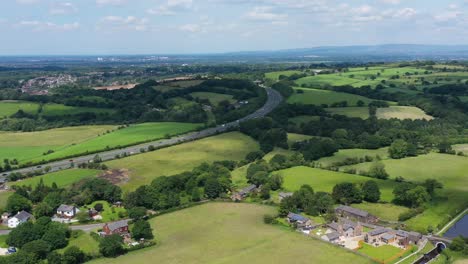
[56,204,79,219]
[8,211,33,228]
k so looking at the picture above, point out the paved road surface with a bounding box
[2,87,283,178]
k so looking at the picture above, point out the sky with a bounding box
[0,0,468,55]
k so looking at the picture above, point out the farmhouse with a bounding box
[8,211,33,228]
[287,212,314,228]
[381,233,396,244]
[230,184,257,201]
[278,192,293,201]
[102,220,129,236]
[335,205,378,223]
[321,232,341,244]
[56,204,79,219]
[327,221,363,237]
[365,228,390,243]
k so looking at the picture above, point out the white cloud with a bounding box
[96,0,126,6]
[179,23,201,32]
[245,6,287,23]
[16,0,40,4]
[98,16,149,31]
[50,2,78,15]
[381,0,401,4]
[392,8,417,18]
[434,11,463,22]
[18,21,79,31]
[147,0,193,15]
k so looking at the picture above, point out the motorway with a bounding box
[2,87,283,179]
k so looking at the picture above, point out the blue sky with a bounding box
[0,0,467,55]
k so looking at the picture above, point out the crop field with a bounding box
[105,132,259,190]
[288,88,373,106]
[8,169,99,188]
[30,122,201,163]
[317,148,389,167]
[0,100,39,118]
[278,166,397,202]
[91,203,374,264]
[342,153,468,233]
[0,122,199,164]
[327,106,433,120]
[190,92,236,105]
[265,70,303,81]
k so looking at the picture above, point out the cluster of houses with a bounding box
[285,204,423,250]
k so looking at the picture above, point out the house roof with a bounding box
[328,222,340,231]
[381,233,395,240]
[368,228,389,236]
[396,230,409,238]
[14,211,32,222]
[106,220,128,231]
[287,212,309,222]
[326,232,341,241]
[57,204,75,212]
[336,205,369,218]
[409,231,422,238]
[239,184,256,194]
[279,192,293,198]
[343,224,355,231]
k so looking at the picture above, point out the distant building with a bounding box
[322,232,341,243]
[56,204,79,219]
[102,220,129,236]
[278,192,293,202]
[287,212,313,228]
[8,211,33,228]
[327,220,363,237]
[335,205,378,223]
[381,233,396,244]
[365,228,390,243]
[230,184,257,201]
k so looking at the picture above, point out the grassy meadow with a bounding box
[264,70,304,82]
[278,166,397,202]
[287,133,313,145]
[0,100,39,118]
[8,169,99,188]
[0,122,200,164]
[190,92,236,105]
[90,203,374,264]
[453,144,468,154]
[327,106,432,120]
[58,231,100,255]
[105,132,259,191]
[342,153,468,232]
[352,202,409,222]
[288,88,373,106]
[317,147,389,167]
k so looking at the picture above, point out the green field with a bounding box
[287,133,313,145]
[358,243,407,264]
[296,75,361,87]
[265,70,304,82]
[317,148,389,167]
[327,106,431,120]
[79,200,126,222]
[0,100,39,118]
[190,92,236,105]
[9,169,99,188]
[288,88,373,106]
[106,132,259,191]
[40,103,115,116]
[58,230,99,255]
[342,153,468,233]
[0,122,200,164]
[90,203,373,264]
[278,166,397,202]
[0,192,11,211]
[352,202,409,222]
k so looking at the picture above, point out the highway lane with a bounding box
[2,87,283,179]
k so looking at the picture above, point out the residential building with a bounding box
[322,232,341,243]
[56,204,79,219]
[287,212,313,228]
[335,205,379,223]
[365,228,390,243]
[327,221,363,237]
[102,220,129,236]
[381,233,396,244]
[8,211,33,228]
[278,192,293,202]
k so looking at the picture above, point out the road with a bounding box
[2,87,283,178]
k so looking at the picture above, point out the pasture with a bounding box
[59,231,99,255]
[105,132,259,191]
[327,106,433,120]
[287,133,313,145]
[0,122,200,164]
[317,147,389,167]
[0,100,39,118]
[40,103,115,116]
[352,202,409,222]
[453,144,468,154]
[9,169,99,188]
[90,203,374,264]
[264,70,304,82]
[190,92,236,105]
[278,166,397,202]
[342,153,468,233]
[287,88,373,106]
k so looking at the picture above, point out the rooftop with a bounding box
[336,205,369,218]
[287,212,309,222]
[57,204,75,212]
[368,228,389,236]
[106,220,129,231]
[14,210,33,222]
[326,232,341,241]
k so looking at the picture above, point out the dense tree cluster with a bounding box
[279,185,335,220]
[240,117,288,152]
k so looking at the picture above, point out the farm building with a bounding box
[8,211,33,228]
[322,232,341,243]
[278,192,293,201]
[335,205,378,223]
[102,220,129,236]
[230,184,257,201]
[327,221,363,237]
[365,228,390,243]
[287,212,314,228]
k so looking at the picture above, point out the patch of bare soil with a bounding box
[99,169,130,184]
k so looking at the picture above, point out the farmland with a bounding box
[90,203,374,264]
[0,122,200,164]
[265,70,303,82]
[326,106,433,120]
[105,132,259,190]
[341,153,468,232]
[8,169,99,188]
[190,91,236,105]
[278,166,397,202]
[0,100,39,118]
[317,147,389,167]
[287,88,373,106]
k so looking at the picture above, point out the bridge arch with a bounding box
[436,242,447,251]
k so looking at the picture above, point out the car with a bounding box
[7,247,16,253]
